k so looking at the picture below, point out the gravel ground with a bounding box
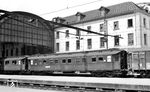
[0,86,65,92]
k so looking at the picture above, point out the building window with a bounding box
[6,49,9,57]
[87,39,92,49]
[56,31,59,39]
[114,21,119,30]
[100,24,104,32]
[127,19,133,28]
[76,29,80,36]
[114,35,119,46]
[65,30,69,37]
[75,12,85,21]
[144,34,147,45]
[56,43,59,52]
[87,26,91,34]
[66,41,69,51]
[128,33,134,46]
[100,37,105,48]
[76,40,80,50]
[11,49,13,56]
[143,18,146,28]
[16,48,18,56]
[21,47,25,55]
[76,16,81,21]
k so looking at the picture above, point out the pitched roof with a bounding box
[62,2,149,25]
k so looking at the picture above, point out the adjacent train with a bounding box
[0,48,150,77]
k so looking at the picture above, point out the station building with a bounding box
[0,10,54,58]
[53,2,150,53]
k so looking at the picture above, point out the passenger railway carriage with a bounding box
[2,49,150,77]
[27,48,127,76]
[127,50,150,77]
[0,56,28,74]
[0,48,128,77]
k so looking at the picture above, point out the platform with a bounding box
[0,75,149,91]
[0,86,63,92]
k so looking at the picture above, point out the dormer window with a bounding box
[99,6,110,17]
[52,17,65,23]
[75,12,86,21]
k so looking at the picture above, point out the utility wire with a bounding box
[40,0,102,15]
[1,11,123,39]
[50,21,123,38]
[8,15,123,38]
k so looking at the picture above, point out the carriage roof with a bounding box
[28,48,124,59]
[4,56,28,61]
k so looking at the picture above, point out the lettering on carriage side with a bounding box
[45,66,51,68]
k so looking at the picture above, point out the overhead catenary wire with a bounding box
[40,0,102,15]
[50,21,123,38]
[0,10,123,39]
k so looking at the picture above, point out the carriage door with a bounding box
[139,52,146,70]
[82,57,87,72]
[21,57,29,71]
[127,53,132,69]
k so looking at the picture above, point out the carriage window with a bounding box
[76,60,80,63]
[35,63,38,65]
[82,58,86,63]
[68,59,72,63]
[5,61,9,65]
[39,60,43,65]
[107,56,111,62]
[55,60,58,63]
[43,60,47,64]
[62,59,66,63]
[49,59,53,63]
[22,60,25,64]
[92,58,96,62]
[12,60,17,65]
[18,60,21,65]
[99,57,104,61]
[76,58,81,63]
[114,55,119,61]
[133,54,138,61]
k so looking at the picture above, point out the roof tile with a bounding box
[62,2,148,25]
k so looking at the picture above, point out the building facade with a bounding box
[54,2,150,53]
[0,10,54,58]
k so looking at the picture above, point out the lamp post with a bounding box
[99,6,110,49]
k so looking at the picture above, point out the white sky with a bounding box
[0,0,149,20]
